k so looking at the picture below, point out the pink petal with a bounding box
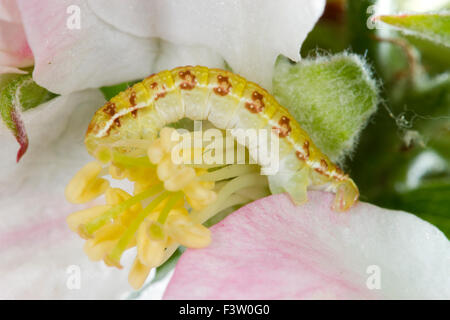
[164,193,450,299]
[0,1,33,74]
[0,0,22,23]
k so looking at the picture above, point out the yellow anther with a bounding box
[166,212,211,248]
[119,210,140,227]
[127,167,159,195]
[93,223,125,243]
[105,188,130,205]
[137,220,166,267]
[173,207,190,216]
[184,180,213,199]
[164,166,196,191]
[184,180,217,210]
[147,139,165,164]
[157,155,180,181]
[104,255,124,269]
[153,197,185,215]
[186,197,216,211]
[120,167,156,191]
[129,257,151,290]
[149,222,165,240]
[67,205,111,233]
[83,223,125,261]
[160,127,180,153]
[134,180,152,195]
[165,237,177,248]
[195,169,216,189]
[126,166,157,182]
[84,239,116,261]
[65,161,109,204]
[105,188,143,226]
[109,164,126,179]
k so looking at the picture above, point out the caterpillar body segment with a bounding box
[142,70,183,124]
[205,69,247,128]
[170,66,210,120]
[85,66,359,211]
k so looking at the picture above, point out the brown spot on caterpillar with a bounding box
[86,121,99,135]
[333,166,347,180]
[103,102,116,117]
[295,140,310,161]
[131,109,138,118]
[150,82,158,89]
[155,91,166,100]
[303,141,310,158]
[179,70,196,90]
[295,150,309,162]
[213,75,232,96]
[245,91,265,113]
[154,84,167,101]
[273,116,291,138]
[129,91,137,106]
[314,159,329,175]
[295,150,306,161]
[114,118,121,127]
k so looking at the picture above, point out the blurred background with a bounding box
[300,0,449,237]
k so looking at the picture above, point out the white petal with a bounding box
[0,90,133,299]
[18,0,324,93]
[87,0,155,38]
[90,0,327,90]
[154,40,225,72]
[164,193,450,299]
[17,0,159,94]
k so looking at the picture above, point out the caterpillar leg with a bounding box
[332,179,359,212]
[285,167,310,205]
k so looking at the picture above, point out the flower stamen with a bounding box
[67,126,270,289]
[104,191,171,268]
[193,173,268,224]
[81,183,164,237]
[198,164,259,181]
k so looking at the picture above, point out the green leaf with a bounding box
[347,0,377,55]
[0,74,57,161]
[273,53,379,162]
[377,13,450,47]
[300,0,351,56]
[100,81,138,100]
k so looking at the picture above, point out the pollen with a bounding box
[66,126,268,289]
